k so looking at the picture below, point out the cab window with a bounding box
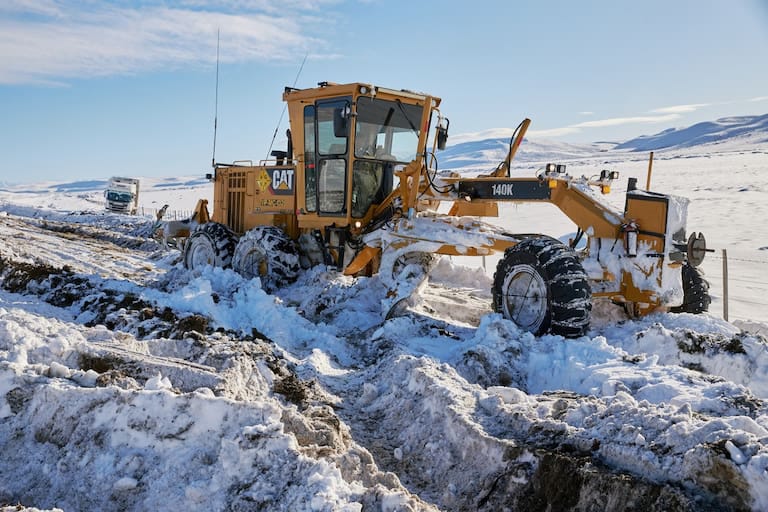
[316,99,350,215]
[303,105,317,212]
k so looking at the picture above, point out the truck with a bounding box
[104,177,140,215]
[180,81,710,337]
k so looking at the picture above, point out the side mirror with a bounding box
[333,107,348,138]
[436,118,449,150]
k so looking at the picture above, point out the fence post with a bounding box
[722,248,729,321]
[646,151,654,190]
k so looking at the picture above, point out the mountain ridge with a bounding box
[442,113,768,170]
[616,113,768,151]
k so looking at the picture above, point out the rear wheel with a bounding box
[183,222,237,271]
[232,227,300,291]
[670,263,711,314]
[492,238,591,338]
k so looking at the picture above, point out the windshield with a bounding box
[354,97,423,162]
[107,191,133,203]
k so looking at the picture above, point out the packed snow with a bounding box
[1,131,768,511]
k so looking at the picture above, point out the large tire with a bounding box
[183,222,237,271]
[670,263,711,314]
[232,226,300,292]
[492,238,591,338]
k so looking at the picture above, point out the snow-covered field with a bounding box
[1,133,768,511]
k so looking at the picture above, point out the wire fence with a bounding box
[458,247,768,326]
[699,248,768,324]
[137,207,194,221]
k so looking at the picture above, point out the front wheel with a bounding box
[232,227,300,292]
[183,222,237,271]
[492,238,591,338]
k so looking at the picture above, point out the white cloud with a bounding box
[651,103,710,114]
[570,114,681,128]
[179,0,338,12]
[748,96,768,103]
[0,0,64,17]
[452,113,683,143]
[526,126,582,138]
[0,1,333,85]
[449,128,519,144]
[525,114,681,138]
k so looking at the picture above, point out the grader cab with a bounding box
[182,81,710,337]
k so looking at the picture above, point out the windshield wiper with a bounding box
[396,99,419,134]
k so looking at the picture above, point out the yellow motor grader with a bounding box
[182,81,710,337]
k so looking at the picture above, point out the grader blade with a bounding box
[381,251,437,320]
[369,214,517,321]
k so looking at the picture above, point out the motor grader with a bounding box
[182,81,710,337]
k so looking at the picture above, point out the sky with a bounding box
[1,0,767,183]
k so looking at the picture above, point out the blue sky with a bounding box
[1,0,767,183]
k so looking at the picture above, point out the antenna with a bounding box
[266,52,308,160]
[211,29,220,169]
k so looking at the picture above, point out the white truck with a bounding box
[104,177,140,215]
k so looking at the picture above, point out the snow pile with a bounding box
[0,298,431,511]
[1,142,768,511]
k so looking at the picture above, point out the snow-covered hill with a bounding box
[614,114,768,152]
[436,137,600,171]
[1,122,768,511]
[441,113,768,174]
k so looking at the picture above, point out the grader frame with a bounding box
[184,81,708,337]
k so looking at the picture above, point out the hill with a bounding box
[442,114,768,172]
[615,113,768,151]
[437,137,600,170]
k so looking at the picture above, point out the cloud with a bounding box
[449,128,520,144]
[453,94,764,143]
[0,0,64,16]
[526,114,681,138]
[453,113,684,143]
[650,103,710,114]
[572,114,681,128]
[0,1,335,85]
[525,126,582,138]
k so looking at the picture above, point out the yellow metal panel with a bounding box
[344,246,380,275]
[625,195,667,236]
[550,183,621,238]
[447,201,499,217]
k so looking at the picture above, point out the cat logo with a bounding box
[270,169,294,196]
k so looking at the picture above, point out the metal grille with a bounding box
[227,171,246,234]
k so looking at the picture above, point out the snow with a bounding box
[616,114,768,151]
[1,132,768,511]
